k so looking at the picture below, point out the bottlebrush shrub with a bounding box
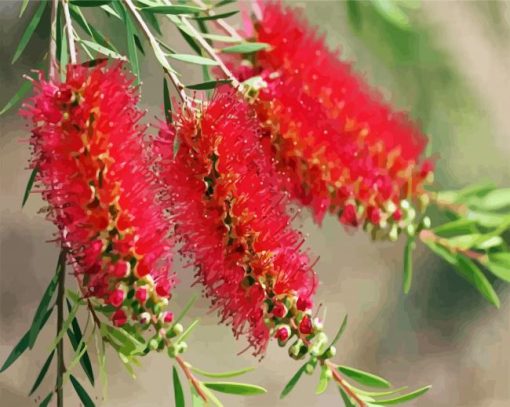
[22,62,175,331]
[228,2,434,241]
[155,90,327,357]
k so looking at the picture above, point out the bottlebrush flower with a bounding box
[227,2,434,241]
[22,62,174,329]
[155,91,317,356]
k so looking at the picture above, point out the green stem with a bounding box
[56,253,66,407]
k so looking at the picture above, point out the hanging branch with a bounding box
[124,0,189,104]
[49,0,59,81]
[62,0,77,64]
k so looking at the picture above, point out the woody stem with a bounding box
[175,356,208,401]
[62,0,77,64]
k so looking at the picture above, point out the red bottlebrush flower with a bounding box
[227,3,434,240]
[156,91,317,356]
[22,62,174,328]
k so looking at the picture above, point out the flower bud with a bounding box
[296,296,312,311]
[139,312,151,325]
[108,288,126,308]
[299,315,313,335]
[111,260,130,278]
[112,309,127,327]
[161,311,174,324]
[149,338,159,351]
[272,302,288,318]
[172,323,184,336]
[275,325,291,345]
[135,286,149,304]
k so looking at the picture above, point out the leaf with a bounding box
[432,219,477,237]
[222,42,269,54]
[102,324,146,356]
[190,366,255,379]
[191,386,205,407]
[169,54,218,66]
[12,0,47,64]
[203,381,267,396]
[39,392,53,407]
[352,386,408,398]
[177,319,200,343]
[70,6,118,52]
[125,10,141,84]
[0,74,32,116]
[150,38,174,72]
[0,307,53,373]
[177,27,201,55]
[94,332,108,398]
[79,39,126,60]
[474,236,503,250]
[64,339,89,384]
[142,5,203,14]
[472,188,510,211]
[29,253,64,349]
[485,252,510,283]
[192,11,239,21]
[323,314,348,357]
[186,79,232,90]
[315,365,330,395]
[199,384,224,407]
[453,255,500,308]
[370,0,410,30]
[423,241,457,265]
[346,0,362,31]
[280,364,307,399]
[163,78,173,124]
[71,0,112,6]
[70,375,96,407]
[374,385,431,405]
[444,234,483,250]
[171,294,198,329]
[49,300,79,352]
[21,167,38,208]
[467,211,510,228]
[19,0,31,18]
[29,350,55,396]
[338,366,391,389]
[214,0,237,7]
[200,33,241,43]
[172,366,185,407]
[339,387,356,407]
[66,299,95,385]
[101,4,121,19]
[403,237,415,294]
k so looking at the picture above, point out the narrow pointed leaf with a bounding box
[125,11,140,84]
[0,77,32,116]
[190,366,255,379]
[142,5,203,14]
[375,385,431,405]
[280,364,307,399]
[12,1,47,64]
[101,4,121,19]
[191,386,205,406]
[186,79,231,90]
[192,11,239,21]
[170,295,198,329]
[200,385,224,407]
[172,366,185,407]
[49,301,79,352]
[222,42,269,54]
[486,252,510,282]
[339,386,356,407]
[0,307,53,372]
[29,350,55,396]
[177,319,200,343]
[21,167,38,207]
[200,33,241,43]
[338,366,391,389]
[403,237,415,294]
[315,365,330,395]
[39,392,53,407]
[70,375,96,407]
[169,54,218,66]
[71,0,112,6]
[473,188,510,211]
[29,254,64,348]
[214,0,237,8]
[203,382,267,396]
[79,40,125,60]
[432,219,477,236]
[19,0,31,17]
[163,78,173,124]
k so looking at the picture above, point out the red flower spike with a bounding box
[157,91,317,356]
[227,3,434,240]
[22,63,174,329]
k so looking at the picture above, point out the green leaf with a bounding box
[339,386,356,407]
[0,307,53,373]
[39,392,53,407]
[375,385,431,405]
[370,0,410,30]
[19,0,31,18]
[453,255,500,308]
[177,27,201,55]
[338,366,391,389]
[169,53,218,66]
[200,33,241,43]
[173,366,185,407]
[472,188,510,211]
[101,324,146,356]
[432,219,478,237]
[163,78,173,124]
[191,386,205,407]
[192,11,239,21]
[316,365,330,395]
[70,6,118,51]
[485,252,510,283]
[346,0,362,31]
[29,254,64,349]
[280,364,307,399]
[203,381,267,396]
[214,0,237,8]
[79,39,126,60]
[474,236,503,250]
[142,5,203,14]
[467,211,510,228]
[49,300,79,352]
[70,375,96,407]
[352,386,408,398]
[150,38,174,72]
[125,10,141,84]
[66,299,95,385]
[177,319,200,343]
[71,0,112,6]
[222,42,269,54]
[190,366,255,379]
[403,237,415,294]
[423,240,457,265]
[171,294,198,329]
[12,0,47,64]
[0,75,32,116]
[21,167,38,208]
[101,4,121,19]
[199,384,224,407]
[444,234,483,250]
[29,350,55,396]
[323,314,348,357]
[185,79,231,90]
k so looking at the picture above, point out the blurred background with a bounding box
[1,0,509,406]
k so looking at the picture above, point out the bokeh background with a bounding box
[1,1,509,406]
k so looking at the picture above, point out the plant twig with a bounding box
[419,229,487,261]
[175,355,208,401]
[123,0,189,104]
[191,0,242,41]
[56,252,66,407]
[325,360,367,407]
[61,0,77,64]
[49,0,59,81]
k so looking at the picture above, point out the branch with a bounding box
[191,0,242,41]
[62,0,77,64]
[326,360,367,407]
[175,355,208,401]
[49,0,59,81]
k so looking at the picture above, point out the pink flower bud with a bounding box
[275,326,290,342]
[272,302,287,318]
[296,297,312,311]
[135,286,148,304]
[393,208,403,221]
[111,261,130,278]
[108,288,126,308]
[112,309,127,327]
[299,315,313,335]
[161,311,174,324]
[139,312,151,325]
